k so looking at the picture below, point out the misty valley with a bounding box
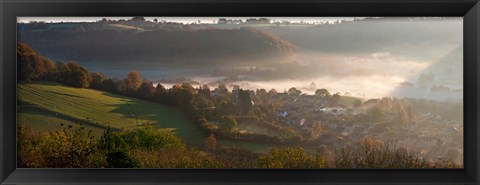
[16,17,463,168]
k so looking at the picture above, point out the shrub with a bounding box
[17,125,45,167]
[98,127,139,168]
[120,127,185,150]
[39,125,98,168]
[257,147,324,168]
[214,146,259,168]
[333,139,451,168]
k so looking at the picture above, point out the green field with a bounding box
[17,82,205,146]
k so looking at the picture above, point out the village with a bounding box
[232,88,464,164]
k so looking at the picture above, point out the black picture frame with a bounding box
[1,0,479,184]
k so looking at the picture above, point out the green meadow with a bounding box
[17,82,205,146]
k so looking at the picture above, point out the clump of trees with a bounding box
[57,61,92,88]
[18,43,91,88]
[217,115,238,136]
[17,43,56,82]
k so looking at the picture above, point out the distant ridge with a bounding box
[18,23,298,67]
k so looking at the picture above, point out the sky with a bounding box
[17,17,356,24]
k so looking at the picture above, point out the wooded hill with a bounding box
[18,23,298,67]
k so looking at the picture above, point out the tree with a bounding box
[315,88,331,97]
[18,60,35,82]
[308,121,323,139]
[71,64,91,88]
[39,123,98,168]
[214,83,233,108]
[40,57,56,80]
[55,61,68,81]
[137,81,156,99]
[17,43,55,82]
[116,80,128,95]
[131,16,146,22]
[204,133,217,151]
[98,127,139,168]
[218,115,237,136]
[237,89,253,115]
[199,84,212,99]
[101,79,117,93]
[288,87,302,96]
[215,83,229,96]
[216,101,235,116]
[192,93,215,119]
[89,72,106,90]
[59,61,91,88]
[125,70,142,94]
[121,127,185,150]
[256,89,268,97]
[155,83,169,104]
[170,83,196,110]
[268,89,277,96]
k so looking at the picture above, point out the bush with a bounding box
[214,146,259,168]
[333,139,456,168]
[257,147,324,168]
[17,125,45,167]
[18,123,100,168]
[120,127,185,150]
[98,127,139,168]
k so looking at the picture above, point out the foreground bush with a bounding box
[334,138,461,168]
[18,124,460,168]
[18,124,104,168]
[98,128,139,168]
[257,147,325,168]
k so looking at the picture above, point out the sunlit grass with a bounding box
[17,81,205,145]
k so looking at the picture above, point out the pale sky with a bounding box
[17,17,356,24]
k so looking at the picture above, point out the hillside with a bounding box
[17,82,205,146]
[17,23,298,67]
[275,17,462,61]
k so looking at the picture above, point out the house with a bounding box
[276,110,288,117]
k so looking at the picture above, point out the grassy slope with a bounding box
[17,82,205,146]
